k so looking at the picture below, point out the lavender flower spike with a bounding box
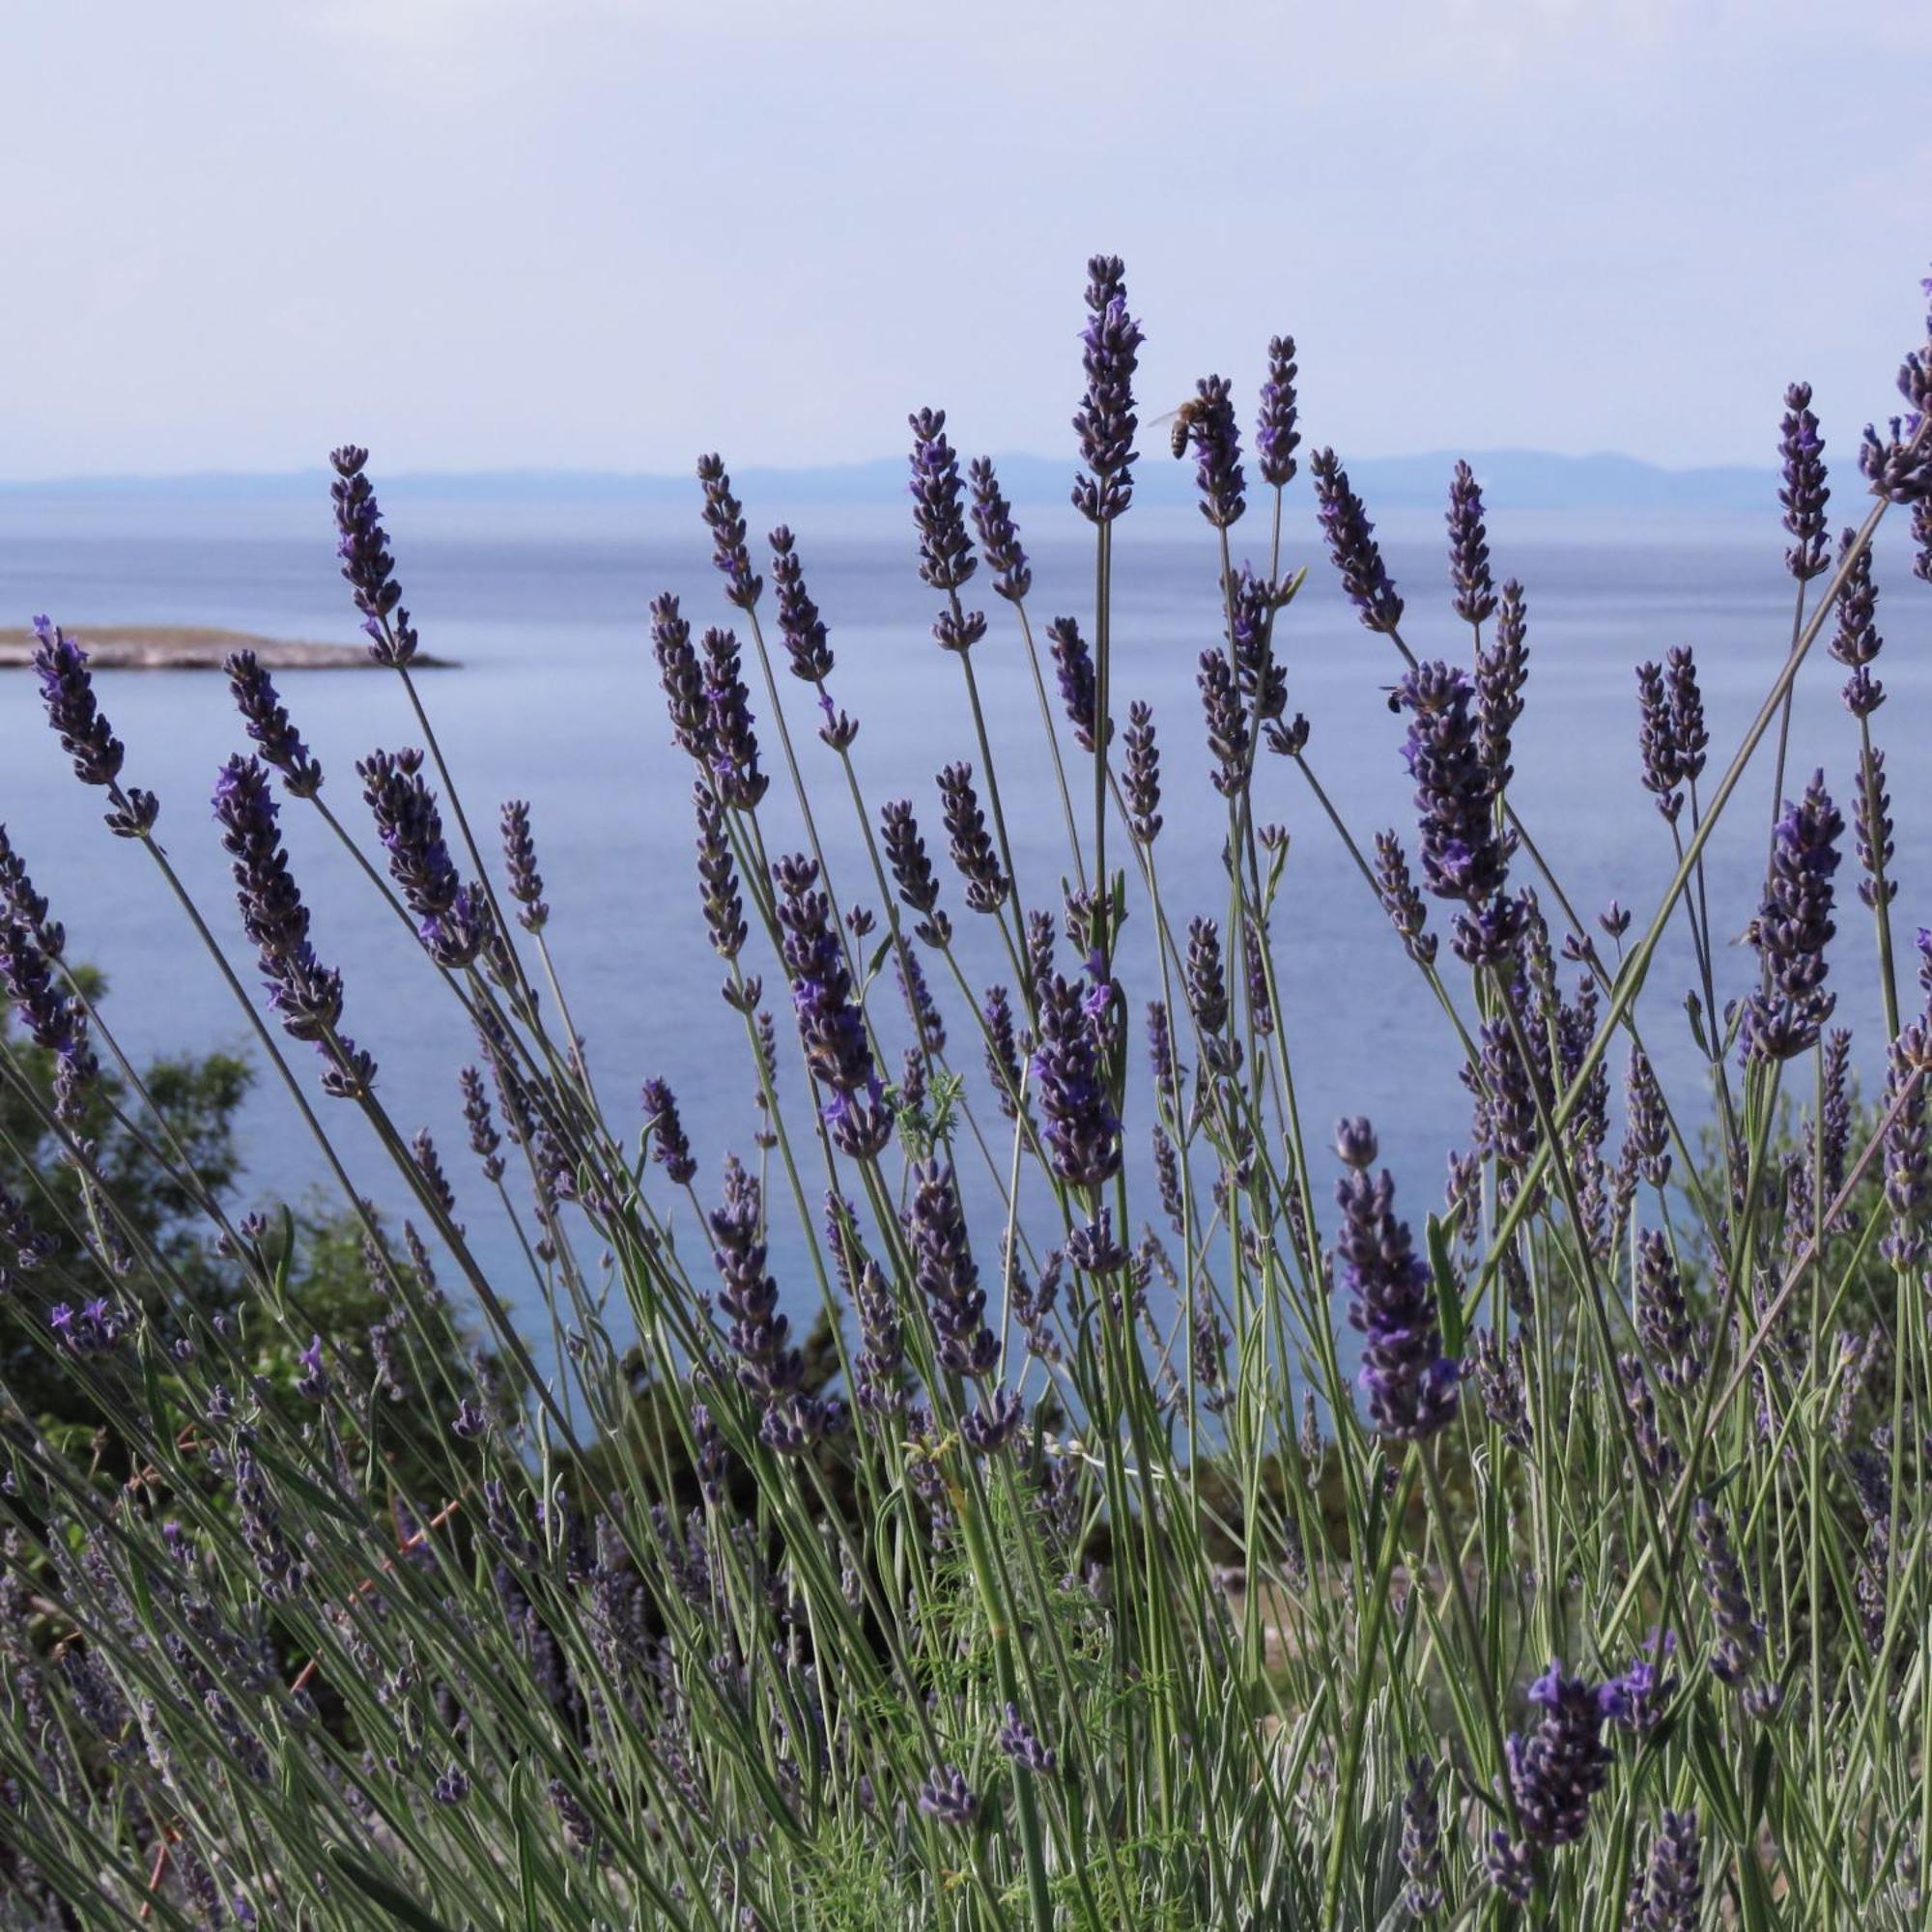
[329,446,418,665]
[1311,450,1404,634]
[1779,383,1831,581]
[1446,459,1497,625]
[226,650,323,797]
[1742,769,1842,1063]
[1071,254,1143,525]
[969,457,1031,602]
[356,748,488,970]
[1255,334,1300,489]
[696,453,762,610]
[1333,1119,1459,1439]
[31,618,156,837]
[212,755,375,1096]
[1827,526,1884,717]
[1181,374,1245,528]
[1503,1660,1617,1847]
[1032,971,1121,1193]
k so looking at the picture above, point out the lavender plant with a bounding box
[3,260,1932,1932]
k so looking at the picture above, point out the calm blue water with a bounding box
[1,480,1924,1371]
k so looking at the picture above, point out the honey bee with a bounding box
[1153,397,1212,459]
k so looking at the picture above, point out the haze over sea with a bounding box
[2,462,1924,1372]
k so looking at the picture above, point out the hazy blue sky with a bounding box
[4,1,1926,480]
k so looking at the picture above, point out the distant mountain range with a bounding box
[0,449,1775,515]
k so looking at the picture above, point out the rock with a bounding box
[0,625,456,669]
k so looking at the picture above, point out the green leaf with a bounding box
[323,1847,458,1932]
[1425,1213,1463,1360]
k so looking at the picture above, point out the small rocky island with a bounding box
[0,625,455,669]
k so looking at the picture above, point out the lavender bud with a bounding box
[696,454,762,610]
[907,1159,998,1379]
[1504,1660,1617,1847]
[1311,449,1403,634]
[880,800,952,950]
[1373,830,1436,966]
[1255,334,1300,489]
[701,627,769,810]
[356,749,486,971]
[968,458,1031,601]
[1400,1756,1443,1916]
[226,650,322,797]
[1635,1231,1697,1389]
[908,408,978,593]
[897,949,946,1058]
[329,446,418,665]
[1122,700,1162,843]
[936,763,1009,914]
[499,799,548,933]
[1779,383,1831,580]
[1692,1499,1776,1714]
[917,1765,979,1828]
[1829,526,1885,717]
[1197,649,1251,797]
[1639,1808,1702,1931]
[1625,1048,1670,1187]
[1476,581,1528,791]
[1742,770,1842,1063]
[641,1079,697,1186]
[1635,661,1684,821]
[652,593,712,761]
[1447,459,1496,624]
[694,783,748,961]
[982,985,1023,1118]
[1046,616,1104,751]
[1180,374,1245,528]
[1071,255,1143,525]
[1855,743,1895,910]
[1334,1122,1459,1439]
[1031,973,1121,1193]
[1470,1327,1531,1449]
[759,525,837,688]
[996,1702,1057,1775]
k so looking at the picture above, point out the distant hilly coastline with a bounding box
[0,449,1776,516]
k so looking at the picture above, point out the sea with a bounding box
[1,475,1923,1378]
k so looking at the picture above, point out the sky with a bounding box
[2,0,1927,481]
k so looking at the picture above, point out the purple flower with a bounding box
[996,1703,1057,1776]
[1476,581,1528,791]
[936,763,1008,914]
[1635,1230,1697,1389]
[1071,255,1143,525]
[1503,1660,1618,1848]
[49,1297,129,1355]
[1255,334,1300,489]
[1856,744,1895,911]
[908,408,978,593]
[1635,661,1685,822]
[1828,526,1885,717]
[1447,460,1496,624]
[1373,830,1436,966]
[1778,383,1831,581]
[1333,1121,1459,1440]
[1197,649,1250,798]
[641,1078,697,1186]
[906,1159,999,1379]
[1311,450,1403,634]
[968,458,1031,602]
[773,854,890,1159]
[329,446,418,665]
[700,627,769,810]
[917,1765,979,1829]
[1046,616,1105,751]
[499,799,548,933]
[1742,770,1841,1063]
[1031,972,1121,1193]
[295,1333,328,1401]
[1122,701,1162,844]
[1470,1327,1530,1449]
[692,783,749,966]
[696,454,762,610]
[356,749,487,971]
[1179,374,1245,528]
[1401,1756,1442,1916]
[1692,1499,1779,1718]
[879,799,952,949]
[652,593,712,761]
[226,651,323,798]
[213,756,375,1094]
[31,618,156,837]
[1395,662,1516,964]
[1638,1809,1702,1931]
[768,526,834,684]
